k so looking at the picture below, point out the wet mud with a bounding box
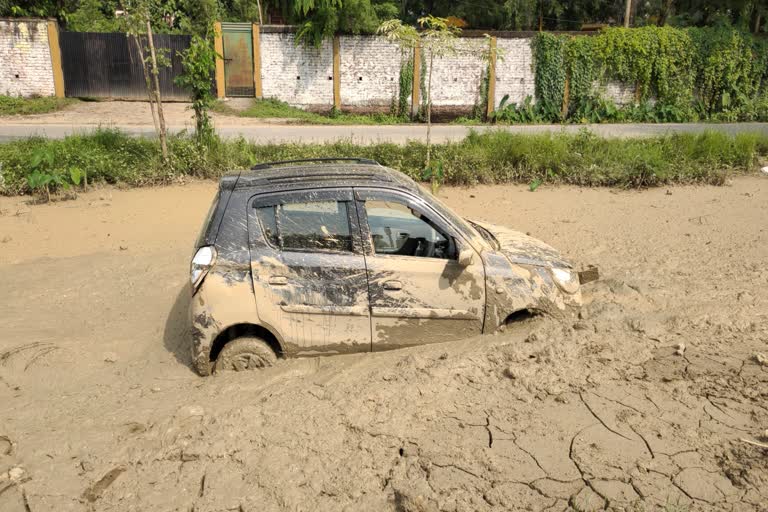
[0,178,766,511]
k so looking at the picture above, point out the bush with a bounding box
[0,128,765,196]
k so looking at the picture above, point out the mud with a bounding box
[0,177,767,511]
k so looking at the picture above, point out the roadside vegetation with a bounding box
[1,128,766,200]
[0,96,77,116]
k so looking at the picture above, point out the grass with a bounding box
[213,98,409,125]
[0,128,766,196]
[0,96,77,116]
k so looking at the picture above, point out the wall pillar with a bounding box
[486,36,497,119]
[213,21,225,99]
[411,44,421,119]
[252,23,262,99]
[46,20,65,98]
[332,35,341,110]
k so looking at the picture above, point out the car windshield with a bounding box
[422,192,490,251]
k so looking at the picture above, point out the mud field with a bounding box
[0,177,766,511]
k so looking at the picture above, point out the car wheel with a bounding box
[213,336,277,373]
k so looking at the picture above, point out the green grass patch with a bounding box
[0,128,765,196]
[0,96,77,116]
[214,98,409,125]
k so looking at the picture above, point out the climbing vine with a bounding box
[394,51,413,118]
[522,26,768,124]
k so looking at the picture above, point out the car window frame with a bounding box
[249,188,363,256]
[353,187,464,262]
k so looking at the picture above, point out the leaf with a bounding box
[529,178,542,192]
[69,167,83,186]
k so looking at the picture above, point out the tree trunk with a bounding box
[658,0,673,26]
[624,0,632,27]
[146,19,169,161]
[256,0,264,25]
[426,52,433,168]
[132,35,161,138]
[756,12,762,34]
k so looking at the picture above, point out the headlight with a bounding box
[190,245,217,292]
[551,267,579,294]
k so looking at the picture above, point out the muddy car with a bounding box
[189,158,582,375]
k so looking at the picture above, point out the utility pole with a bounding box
[624,0,632,27]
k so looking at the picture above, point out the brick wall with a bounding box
[260,32,334,109]
[494,38,536,108]
[340,35,402,111]
[0,19,55,97]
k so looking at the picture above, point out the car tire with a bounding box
[213,336,277,373]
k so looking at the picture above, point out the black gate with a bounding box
[59,31,192,100]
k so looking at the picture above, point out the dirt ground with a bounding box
[0,177,766,511]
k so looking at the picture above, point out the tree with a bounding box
[379,15,460,193]
[176,0,219,144]
[123,0,170,160]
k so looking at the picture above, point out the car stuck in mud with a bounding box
[189,158,583,375]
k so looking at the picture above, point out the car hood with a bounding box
[471,220,572,269]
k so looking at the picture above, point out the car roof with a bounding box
[221,162,422,196]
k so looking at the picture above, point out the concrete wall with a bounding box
[260,32,334,109]
[494,38,536,108]
[0,19,55,97]
[340,35,403,111]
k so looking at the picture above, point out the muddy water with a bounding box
[0,178,766,511]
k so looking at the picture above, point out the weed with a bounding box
[0,128,766,196]
[0,96,77,116]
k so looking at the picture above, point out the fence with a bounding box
[59,31,193,100]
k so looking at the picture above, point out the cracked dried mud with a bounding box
[0,177,766,511]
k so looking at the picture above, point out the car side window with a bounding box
[256,201,353,253]
[365,200,452,259]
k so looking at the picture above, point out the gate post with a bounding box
[486,36,497,120]
[252,24,262,99]
[46,20,65,98]
[214,21,225,99]
[332,35,341,111]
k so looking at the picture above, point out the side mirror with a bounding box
[457,247,475,267]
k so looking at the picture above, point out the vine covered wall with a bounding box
[516,27,768,123]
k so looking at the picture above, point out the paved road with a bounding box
[1,122,767,143]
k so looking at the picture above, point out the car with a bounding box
[189,158,583,375]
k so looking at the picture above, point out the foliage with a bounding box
[295,0,379,46]
[522,25,768,124]
[531,33,567,122]
[490,95,544,123]
[394,53,414,117]
[2,129,767,197]
[215,98,408,124]
[0,96,77,116]
[176,34,217,144]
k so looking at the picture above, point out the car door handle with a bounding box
[268,276,289,286]
[383,280,403,291]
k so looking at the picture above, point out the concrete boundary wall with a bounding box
[1,19,635,114]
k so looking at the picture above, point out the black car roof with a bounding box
[221,162,421,195]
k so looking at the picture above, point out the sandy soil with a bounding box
[0,178,767,511]
[0,101,281,128]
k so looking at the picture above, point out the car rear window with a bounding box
[255,201,353,253]
[195,189,221,248]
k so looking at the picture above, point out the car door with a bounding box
[354,188,485,350]
[248,188,371,356]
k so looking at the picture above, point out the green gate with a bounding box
[221,22,254,97]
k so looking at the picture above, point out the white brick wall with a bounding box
[602,81,638,106]
[260,32,333,108]
[0,19,55,97]
[494,38,536,107]
[340,35,402,109]
[426,38,486,107]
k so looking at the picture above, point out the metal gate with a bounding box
[221,22,254,97]
[59,31,192,100]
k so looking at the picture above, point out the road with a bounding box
[2,122,767,143]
